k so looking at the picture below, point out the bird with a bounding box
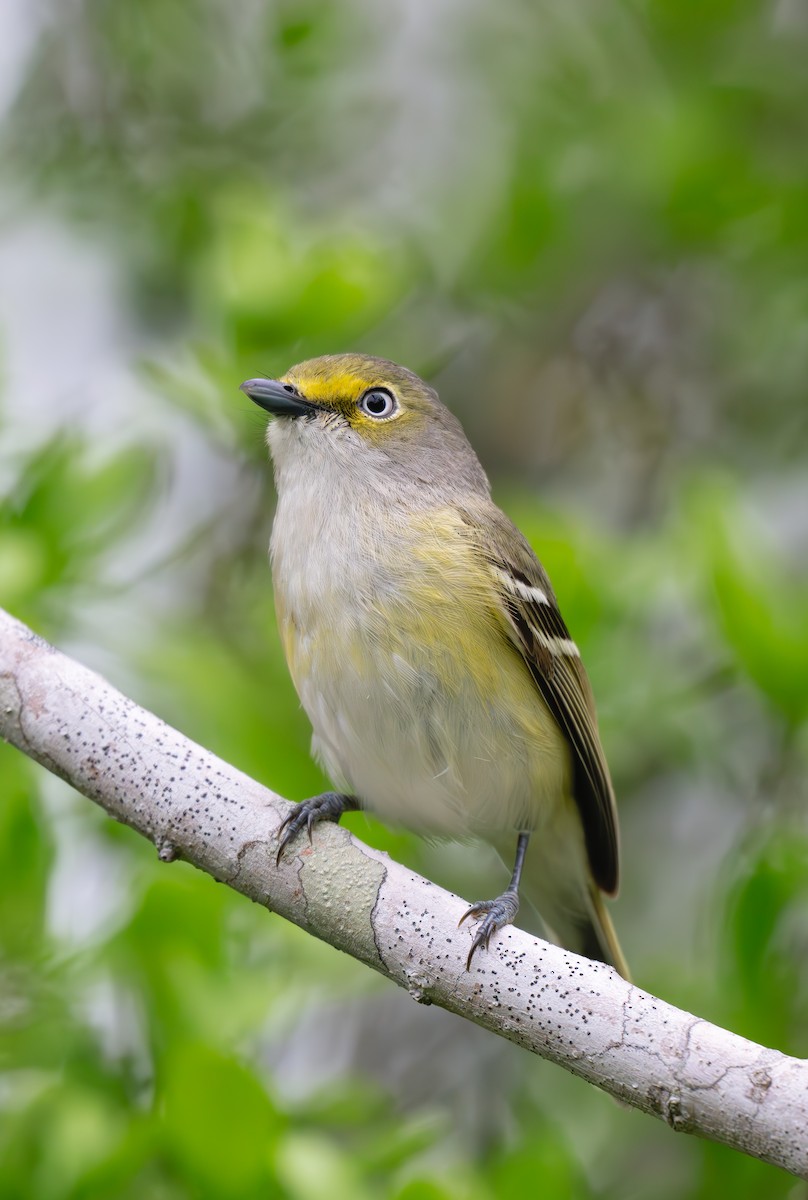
[240,353,629,977]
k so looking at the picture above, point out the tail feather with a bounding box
[494,824,631,980]
[581,885,631,980]
[538,888,630,980]
[515,853,631,980]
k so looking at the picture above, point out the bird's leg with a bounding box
[275,792,359,865]
[460,832,530,970]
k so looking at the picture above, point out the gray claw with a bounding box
[460,892,520,970]
[274,792,357,865]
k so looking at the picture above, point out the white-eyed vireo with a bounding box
[241,354,629,977]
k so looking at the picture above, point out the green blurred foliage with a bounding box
[1,0,808,1196]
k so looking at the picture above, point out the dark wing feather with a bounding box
[490,557,620,896]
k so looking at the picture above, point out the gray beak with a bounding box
[240,377,314,417]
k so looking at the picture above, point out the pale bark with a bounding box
[1,606,806,1178]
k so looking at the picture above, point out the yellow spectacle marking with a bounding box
[284,366,386,407]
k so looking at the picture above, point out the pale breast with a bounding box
[270,486,571,838]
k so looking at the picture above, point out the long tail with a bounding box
[509,832,631,980]
[531,882,631,980]
[579,884,631,980]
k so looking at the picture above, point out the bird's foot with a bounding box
[275,791,358,865]
[459,890,520,970]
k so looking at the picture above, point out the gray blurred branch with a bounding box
[1,605,806,1180]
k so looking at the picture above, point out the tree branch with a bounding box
[1,606,806,1179]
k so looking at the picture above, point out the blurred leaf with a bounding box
[160,1041,282,1196]
[0,436,159,633]
[695,481,808,725]
[487,1136,591,1198]
[201,190,408,359]
[394,1182,457,1200]
[722,828,808,1051]
[0,751,52,956]
[275,1132,372,1200]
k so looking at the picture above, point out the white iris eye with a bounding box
[358,388,397,419]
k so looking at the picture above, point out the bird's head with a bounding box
[241,353,488,494]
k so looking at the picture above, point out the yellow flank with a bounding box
[275,497,569,836]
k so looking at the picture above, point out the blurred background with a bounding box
[1,0,808,1196]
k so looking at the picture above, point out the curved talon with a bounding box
[466,927,495,971]
[459,892,520,970]
[274,792,357,865]
[275,806,309,866]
